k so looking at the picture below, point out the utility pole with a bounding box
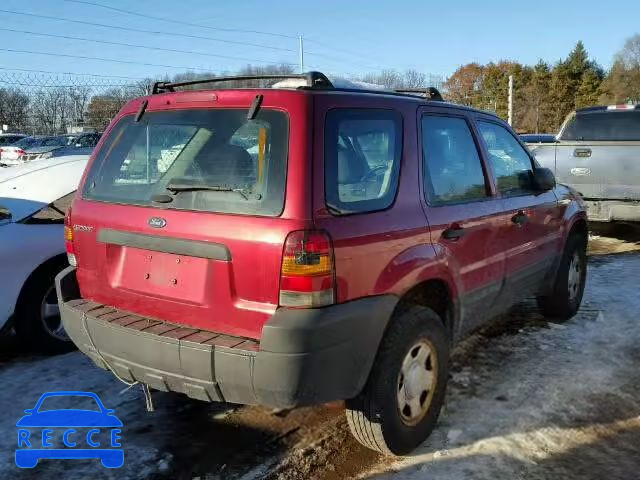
[507,75,514,126]
[299,35,304,73]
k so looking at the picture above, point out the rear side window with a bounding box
[325,109,402,214]
[561,111,640,141]
[477,121,535,196]
[83,109,289,217]
[422,115,488,204]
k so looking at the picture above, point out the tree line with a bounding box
[444,35,640,133]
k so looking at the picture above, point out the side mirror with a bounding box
[533,167,556,191]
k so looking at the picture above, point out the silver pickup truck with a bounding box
[533,104,640,222]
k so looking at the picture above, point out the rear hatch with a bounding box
[70,91,308,339]
[554,106,640,200]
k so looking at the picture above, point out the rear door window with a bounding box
[422,115,488,204]
[82,109,288,217]
[325,109,402,214]
[561,111,640,141]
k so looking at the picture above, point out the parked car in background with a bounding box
[534,104,640,222]
[57,72,588,455]
[520,133,556,151]
[0,136,39,164]
[0,133,27,146]
[0,136,66,166]
[72,132,102,148]
[0,154,88,353]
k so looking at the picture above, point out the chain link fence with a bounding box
[0,69,447,136]
[0,71,151,135]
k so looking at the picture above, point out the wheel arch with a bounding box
[15,254,68,314]
[567,216,588,244]
[393,278,457,343]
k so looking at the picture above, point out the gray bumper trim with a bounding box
[56,267,398,408]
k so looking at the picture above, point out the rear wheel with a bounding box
[537,233,587,320]
[345,306,449,456]
[14,261,74,355]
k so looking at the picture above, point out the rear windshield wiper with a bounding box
[165,182,255,200]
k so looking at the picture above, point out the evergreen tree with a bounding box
[529,60,552,132]
[576,69,603,108]
[549,60,574,129]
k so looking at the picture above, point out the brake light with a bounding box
[64,208,77,267]
[607,104,636,110]
[279,230,335,308]
[16,149,26,155]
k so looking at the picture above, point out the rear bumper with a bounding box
[56,267,397,408]
[585,199,640,222]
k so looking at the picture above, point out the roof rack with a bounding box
[152,71,333,94]
[151,71,445,103]
[394,87,443,101]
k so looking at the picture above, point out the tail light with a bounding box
[16,149,26,156]
[64,208,77,267]
[279,230,335,308]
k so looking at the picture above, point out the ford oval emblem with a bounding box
[148,217,167,228]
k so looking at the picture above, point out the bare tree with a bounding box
[0,88,29,131]
[401,69,428,88]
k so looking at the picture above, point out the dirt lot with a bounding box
[1,225,639,480]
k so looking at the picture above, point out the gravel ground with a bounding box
[0,228,638,480]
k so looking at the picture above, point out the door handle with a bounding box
[573,148,591,158]
[511,210,528,226]
[442,226,465,240]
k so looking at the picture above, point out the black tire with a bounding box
[345,306,449,456]
[14,260,74,355]
[537,233,587,320]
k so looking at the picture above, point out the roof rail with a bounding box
[394,87,444,101]
[152,71,333,94]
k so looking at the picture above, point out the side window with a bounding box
[325,109,402,214]
[422,115,488,205]
[477,121,535,195]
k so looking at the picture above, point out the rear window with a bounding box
[561,111,640,141]
[82,109,289,216]
[325,109,402,214]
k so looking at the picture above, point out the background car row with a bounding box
[0,132,101,166]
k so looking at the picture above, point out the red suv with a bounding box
[57,72,588,455]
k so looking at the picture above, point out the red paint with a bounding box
[69,87,585,341]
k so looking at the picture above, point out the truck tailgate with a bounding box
[554,141,640,200]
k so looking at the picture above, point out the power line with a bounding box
[0,47,214,71]
[0,28,299,67]
[0,9,296,54]
[304,50,382,72]
[60,0,418,75]
[0,66,145,81]
[0,80,129,89]
[305,38,387,65]
[63,0,298,39]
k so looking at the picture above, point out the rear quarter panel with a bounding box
[310,94,457,302]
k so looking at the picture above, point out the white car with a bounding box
[0,155,88,353]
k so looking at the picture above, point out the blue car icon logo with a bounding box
[16,391,123,468]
